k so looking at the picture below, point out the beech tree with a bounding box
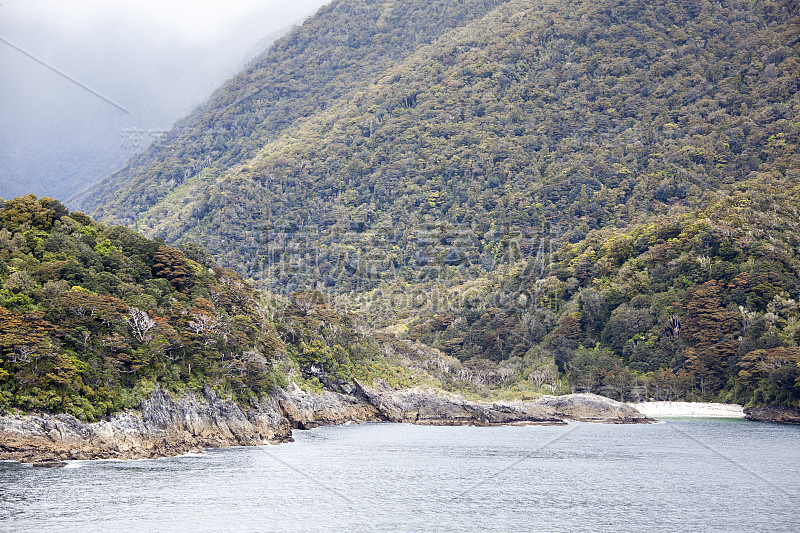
[682,281,739,397]
[0,194,66,232]
[0,307,54,364]
[152,245,194,292]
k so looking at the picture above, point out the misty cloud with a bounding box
[0,0,329,201]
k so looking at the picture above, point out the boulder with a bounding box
[530,393,653,423]
[744,405,800,424]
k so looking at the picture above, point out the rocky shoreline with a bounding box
[744,405,800,424]
[0,384,651,465]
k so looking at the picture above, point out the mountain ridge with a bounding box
[75,0,799,277]
[69,0,800,409]
[72,0,512,221]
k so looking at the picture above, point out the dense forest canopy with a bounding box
[75,0,799,277]
[56,0,800,410]
[0,195,469,418]
[0,194,286,418]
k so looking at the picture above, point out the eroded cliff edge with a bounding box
[0,385,651,464]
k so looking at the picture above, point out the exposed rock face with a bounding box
[744,405,800,424]
[0,386,652,464]
[0,387,292,464]
[355,386,567,426]
[275,383,383,429]
[275,385,650,427]
[532,393,651,423]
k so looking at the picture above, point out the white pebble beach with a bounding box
[628,401,745,418]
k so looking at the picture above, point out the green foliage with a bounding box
[0,194,66,232]
[75,0,799,299]
[0,197,291,419]
[64,0,800,409]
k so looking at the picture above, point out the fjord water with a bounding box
[1,419,797,532]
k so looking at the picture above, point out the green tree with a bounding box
[152,245,195,292]
[682,281,739,398]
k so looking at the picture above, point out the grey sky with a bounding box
[0,0,330,202]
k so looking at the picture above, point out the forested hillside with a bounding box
[406,180,800,408]
[74,0,509,223]
[72,0,800,408]
[1,195,497,419]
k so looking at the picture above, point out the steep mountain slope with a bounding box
[408,180,800,406]
[77,0,799,283]
[74,0,510,221]
[74,0,800,407]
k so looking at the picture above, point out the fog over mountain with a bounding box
[0,0,329,201]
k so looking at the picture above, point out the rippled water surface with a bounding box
[2,418,798,532]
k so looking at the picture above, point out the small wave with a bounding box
[175,451,205,458]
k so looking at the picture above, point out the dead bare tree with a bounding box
[128,307,156,343]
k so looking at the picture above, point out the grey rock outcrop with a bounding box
[744,405,800,424]
[276,383,383,429]
[0,387,292,464]
[0,386,652,464]
[357,386,567,426]
[531,393,651,423]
